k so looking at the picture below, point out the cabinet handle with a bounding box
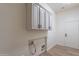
[38,24,40,28]
[38,24,42,28]
[49,26,51,30]
[40,25,42,28]
[65,33,67,37]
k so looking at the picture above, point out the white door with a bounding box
[40,7,45,29]
[64,21,79,49]
[32,4,39,29]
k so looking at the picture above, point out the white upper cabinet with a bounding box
[32,4,39,29]
[39,7,46,29]
[26,3,51,31]
[48,15,51,30]
[45,11,49,29]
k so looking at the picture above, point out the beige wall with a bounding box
[0,3,47,55]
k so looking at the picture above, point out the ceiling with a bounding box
[47,3,79,13]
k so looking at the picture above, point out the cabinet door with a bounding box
[45,11,49,29]
[39,7,45,29]
[32,4,39,29]
[48,15,52,30]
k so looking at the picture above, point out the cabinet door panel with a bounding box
[32,4,39,29]
[48,14,52,30]
[45,11,49,29]
[40,7,45,29]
